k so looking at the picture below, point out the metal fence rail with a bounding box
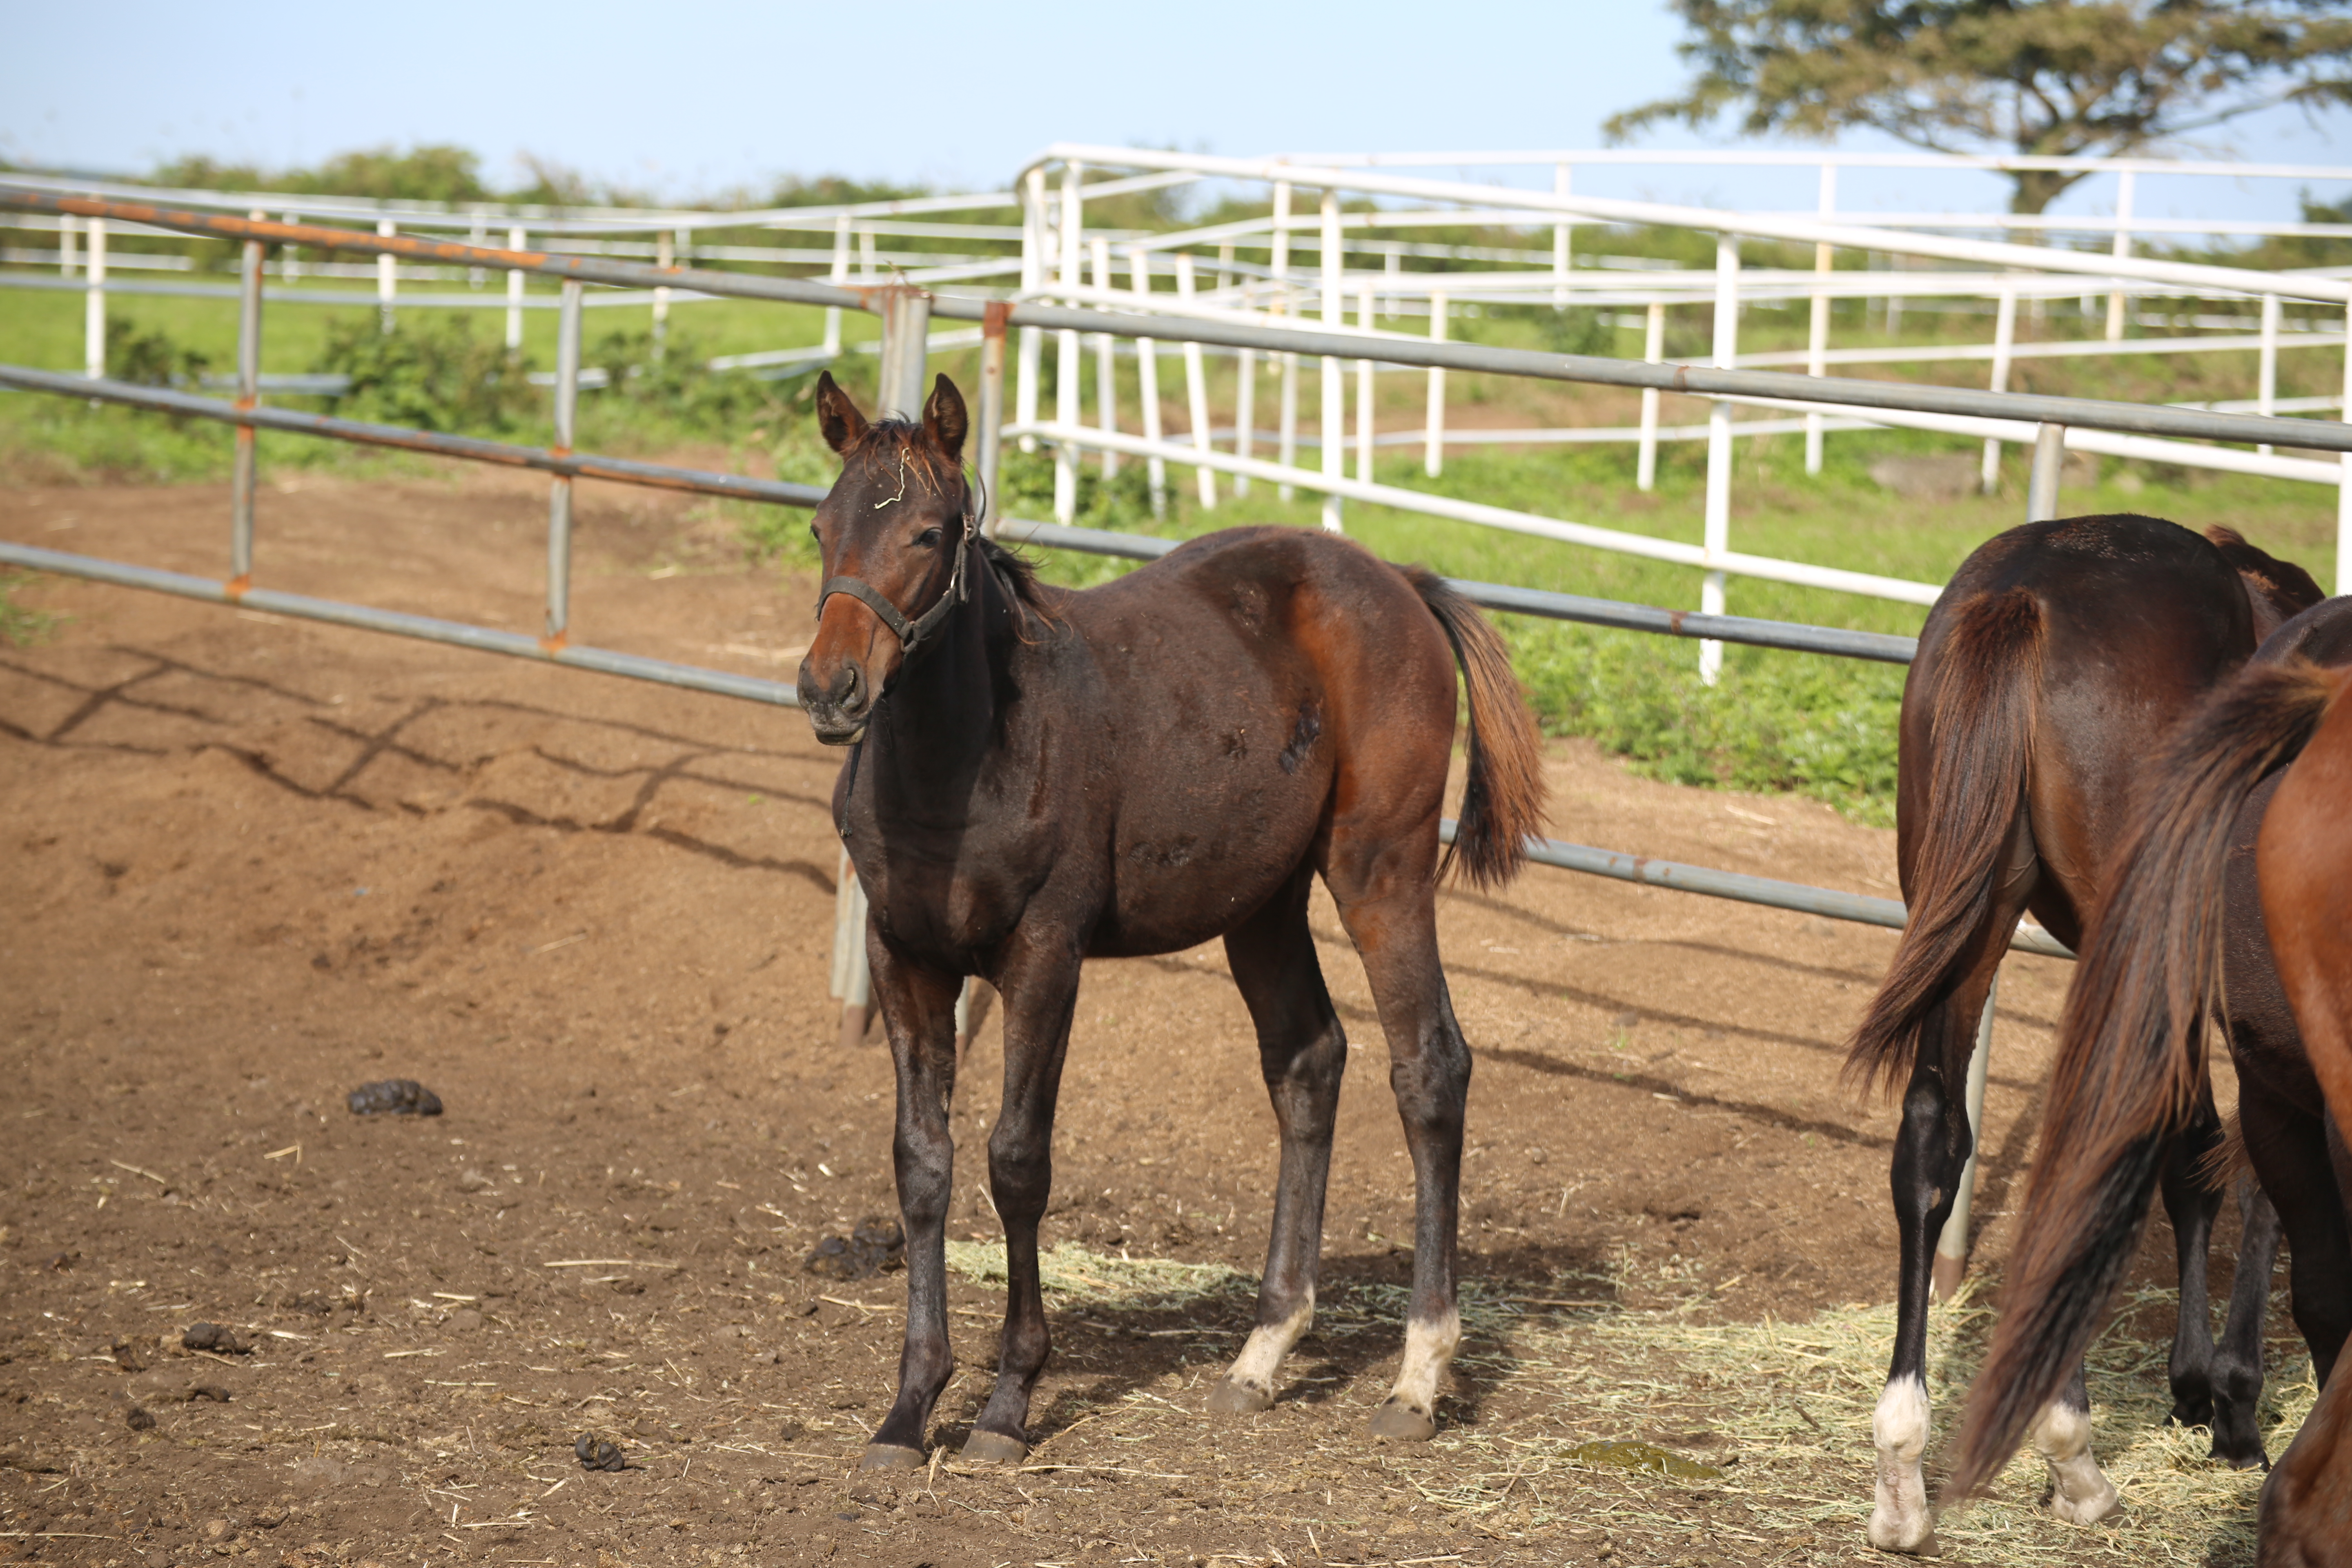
[10,189,2352,455]
[0,185,2141,971]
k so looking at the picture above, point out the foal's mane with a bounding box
[838,418,1051,615]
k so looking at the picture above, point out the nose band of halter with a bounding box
[815,510,977,665]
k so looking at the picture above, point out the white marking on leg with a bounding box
[1222,1293,1313,1401]
[1867,1375,1937,1554]
[2029,1398,2119,1526]
[1386,1307,1461,1418]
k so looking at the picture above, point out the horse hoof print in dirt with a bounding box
[795,371,1546,1465]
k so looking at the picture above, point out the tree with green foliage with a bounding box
[1609,2,2352,213]
[153,145,492,205]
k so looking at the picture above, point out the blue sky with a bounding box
[9,0,2352,224]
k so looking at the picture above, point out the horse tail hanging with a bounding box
[1403,566,1547,889]
[1944,658,2347,1505]
[1844,588,2043,1094]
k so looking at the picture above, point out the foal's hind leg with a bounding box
[2210,1177,2283,1470]
[2158,1086,2228,1430]
[1209,866,1347,1418]
[1873,860,2035,1552]
[2030,1366,2120,1525]
[1326,845,1469,1443]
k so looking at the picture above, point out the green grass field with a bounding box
[3,274,2341,825]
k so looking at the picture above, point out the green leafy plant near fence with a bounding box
[314,314,537,433]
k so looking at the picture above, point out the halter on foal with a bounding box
[795,371,1546,1468]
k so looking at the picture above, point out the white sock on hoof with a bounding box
[1221,1296,1313,1399]
[1387,1308,1461,1417]
[2029,1399,2119,1526]
[1868,1375,1936,1554]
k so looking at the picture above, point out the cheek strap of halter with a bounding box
[815,506,978,664]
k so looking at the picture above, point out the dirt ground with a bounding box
[0,468,2278,1568]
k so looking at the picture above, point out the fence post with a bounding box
[1131,247,1168,518]
[84,216,106,382]
[545,280,583,650]
[1637,300,1663,491]
[1356,281,1376,482]
[1234,317,1256,499]
[978,301,1009,537]
[823,214,851,357]
[653,229,674,360]
[1053,162,1084,523]
[1699,234,1738,686]
[230,212,264,594]
[1016,167,1045,455]
[2259,293,2281,457]
[1931,972,1998,1300]
[831,288,933,1048]
[1175,252,1217,507]
[505,228,526,354]
[283,212,301,282]
[2107,169,2135,343]
[2028,422,2067,522]
[1552,163,1572,311]
[877,286,932,416]
[1804,165,1835,475]
[1424,290,1448,479]
[467,211,486,289]
[1319,189,1345,532]
[1090,238,1119,478]
[2338,300,2352,596]
[58,212,76,278]
[831,846,874,1048]
[1273,181,1296,501]
[1981,285,2017,494]
[377,218,397,334]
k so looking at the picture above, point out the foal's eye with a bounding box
[915,527,943,548]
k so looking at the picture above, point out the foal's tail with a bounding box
[1846,588,2042,1094]
[1404,567,1547,889]
[1944,658,2346,1505]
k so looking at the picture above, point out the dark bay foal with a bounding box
[1949,596,2352,1564]
[794,372,1546,1469]
[1846,514,2321,1552]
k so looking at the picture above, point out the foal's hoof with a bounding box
[1207,1376,1274,1417]
[960,1428,1029,1466]
[860,1442,927,1472]
[1366,1398,1437,1443]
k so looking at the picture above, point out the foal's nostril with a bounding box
[833,662,866,715]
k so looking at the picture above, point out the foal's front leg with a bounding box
[862,946,965,1470]
[963,943,1084,1464]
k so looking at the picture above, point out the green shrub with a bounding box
[105,315,212,387]
[315,315,537,433]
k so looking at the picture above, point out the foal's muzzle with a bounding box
[797,655,870,745]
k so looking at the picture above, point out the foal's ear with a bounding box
[923,374,968,465]
[815,371,869,456]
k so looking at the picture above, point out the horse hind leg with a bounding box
[2210,1176,2283,1470]
[1871,860,2036,1553]
[1209,867,1347,1419]
[2158,1085,2228,1431]
[2031,1367,2120,1526]
[1324,855,1468,1444]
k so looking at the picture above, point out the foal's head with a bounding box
[795,371,972,744]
